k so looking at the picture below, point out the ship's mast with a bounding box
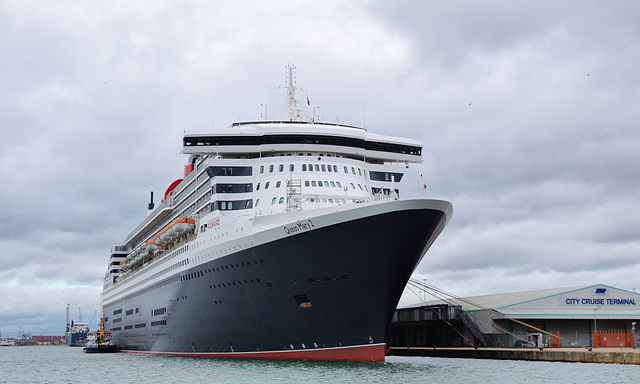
[286,64,297,121]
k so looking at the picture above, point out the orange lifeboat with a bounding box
[173,217,195,234]
[154,232,166,247]
[160,226,173,243]
[165,222,178,238]
[145,239,158,253]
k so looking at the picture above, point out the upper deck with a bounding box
[182,121,422,163]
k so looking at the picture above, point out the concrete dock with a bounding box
[389,347,640,365]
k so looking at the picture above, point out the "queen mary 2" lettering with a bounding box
[283,220,316,235]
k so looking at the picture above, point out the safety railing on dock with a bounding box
[593,330,634,348]
[548,331,561,348]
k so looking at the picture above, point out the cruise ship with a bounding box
[101,66,452,362]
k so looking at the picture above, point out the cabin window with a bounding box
[336,182,342,188]
[358,168,362,176]
[256,183,260,190]
[369,171,404,182]
[260,165,264,174]
[302,164,307,171]
[321,164,326,172]
[314,164,319,171]
[206,166,252,177]
[350,183,356,189]
[358,184,363,190]
[269,165,274,173]
[323,181,329,187]
[343,166,348,173]
[279,197,284,204]
[308,164,313,171]
[271,197,277,205]
[351,167,356,174]
[304,180,310,187]
[279,164,284,172]
[276,181,281,188]
[289,164,294,171]
[265,182,270,189]
[245,200,252,209]
[311,181,317,187]
[255,199,260,207]
[317,180,322,187]
[330,181,335,187]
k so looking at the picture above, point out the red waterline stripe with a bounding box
[121,343,386,362]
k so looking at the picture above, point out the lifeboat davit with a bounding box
[146,239,158,253]
[173,218,196,234]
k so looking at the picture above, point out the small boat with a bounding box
[83,318,118,354]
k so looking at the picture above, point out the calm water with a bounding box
[1,346,637,383]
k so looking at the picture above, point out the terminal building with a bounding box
[389,284,640,349]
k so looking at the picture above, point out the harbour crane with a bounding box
[89,309,98,330]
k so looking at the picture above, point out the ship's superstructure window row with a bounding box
[213,183,253,194]
[211,199,253,212]
[260,162,369,178]
[369,171,404,182]
[206,166,253,177]
[184,134,422,156]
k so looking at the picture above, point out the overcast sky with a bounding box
[1,0,639,336]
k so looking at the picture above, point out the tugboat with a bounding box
[84,318,118,354]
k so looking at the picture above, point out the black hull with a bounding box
[104,201,449,361]
[83,344,119,353]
